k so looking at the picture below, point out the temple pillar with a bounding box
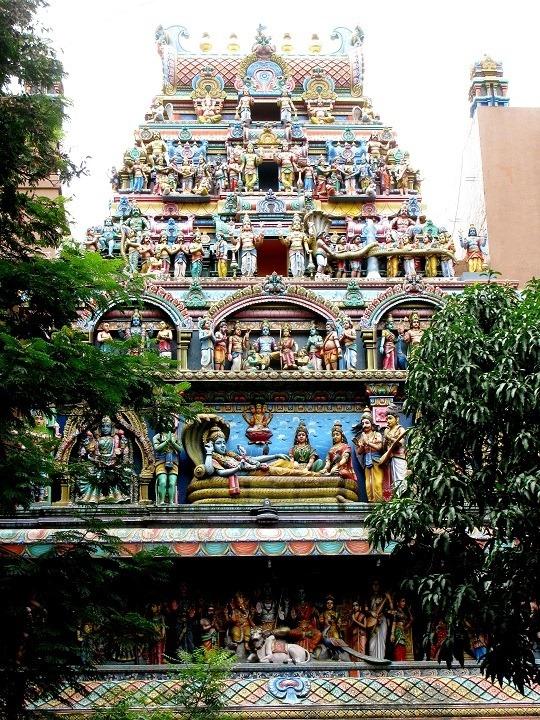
[361,328,377,369]
[178,330,191,369]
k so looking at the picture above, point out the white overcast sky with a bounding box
[43,0,540,239]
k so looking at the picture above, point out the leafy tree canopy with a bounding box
[0,0,199,512]
[368,279,540,692]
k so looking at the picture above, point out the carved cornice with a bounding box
[177,369,407,381]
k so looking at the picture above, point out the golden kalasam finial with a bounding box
[200,32,212,52]
[227,33,240,53]
[281,32,293,53]
[309,33,322,54]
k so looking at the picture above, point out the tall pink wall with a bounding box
[478,107,540,287]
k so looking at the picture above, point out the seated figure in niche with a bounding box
[77,415,132,503]
[289,421,324,472]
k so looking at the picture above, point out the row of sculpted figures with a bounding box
[57,408,408,506]
[198,313,424,373]
[198,317,359,372]
[77,578,489,665]
[84,203,462,280]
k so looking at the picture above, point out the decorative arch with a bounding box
[206,281,342,325]
[86,289,193,333]
[359,281,446,328]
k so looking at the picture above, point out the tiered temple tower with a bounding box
[4,26,533,720]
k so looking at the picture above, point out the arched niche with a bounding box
[190,282,363,373]
[55,410,154,505]
[89,292,193,365]
[358,282,445,370]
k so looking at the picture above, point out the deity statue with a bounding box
[402,311,424,352]
[202,424,289,497]
[77,416,132,503]
[195,93,222,123]
[212,234,229,278]
[288,586,322,653]
[381,405,407,497]
[99,217,121,257]
[123,230,143,273]
[280,213,311,277]
[307,97,335,124]
[390,597,414,660]
[212,321,228,371]
[227,322,250,371]
[235,214,263,277]
[319,595,343,651]
[252,320,278,369]
[226,592,254,656]
[156,321,173,358]
[439,228,456,277]
[153,423,181,505]
[200,606,220,650]
[279,324,298,369]
[154,233,171,277]
[170,239,188,278]
[241,142,261,192]
[126,309,146,354]
[184,415,358,504]
[321,421,356,484]
[340,158,359,195]
[242,403,273,445]
[322,321,342,370]
[96,322,114,352]
[353,409,385,502]
[235,86,252,124]
[187,228,204,278]
[340,316,357,370]
[277,91,297,124]
[366,579,393,659]
[379,315,397,370]
[226,148,243,192]
[275,141,297,192]
[314,155,332,197]
[170,582,198,654]
[347,600,368,657]
[145,603,166,664]
[198,316,215,370]
[289,421,323,471]
[254,583,288,634]
[305,322,323,371]
[460,225,487,273]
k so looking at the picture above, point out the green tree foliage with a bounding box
[0,527,175,720]
[171,649,235,720]
[368,280,540,691]
[0,3,201,718]
[90,649,234,720]
[0,0,199,512]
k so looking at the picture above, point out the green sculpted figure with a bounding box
[153,425,182,505]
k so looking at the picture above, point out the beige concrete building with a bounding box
[458,57,540,286]
[478,106,540,286]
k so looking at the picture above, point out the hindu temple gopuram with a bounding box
[5,25,539,719]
